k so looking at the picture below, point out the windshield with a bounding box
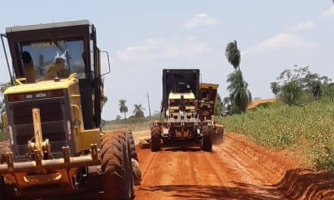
[21,39,86,81]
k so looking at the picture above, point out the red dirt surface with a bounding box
[30,131,334,200]
[247,98,275,110]
[134,132,334,200]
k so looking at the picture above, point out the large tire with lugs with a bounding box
[151,127,161,152]
[101,131,134,200]
[126,130,138,161]
[0,141,15,200]
[201,126,212,152]
[125,130,141,186]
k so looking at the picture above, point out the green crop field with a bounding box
[219,99,334,171]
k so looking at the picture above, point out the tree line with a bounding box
[118,99,146,123]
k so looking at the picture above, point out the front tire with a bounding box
[101,131,134,200]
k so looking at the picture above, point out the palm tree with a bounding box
[133,104,145,120]
[227,70,252,112]
[119,99,128,121]
[225,40,241,70]
[225,40,251,113]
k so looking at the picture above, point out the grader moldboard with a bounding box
[0,20,140,200]
[148,69,224,152]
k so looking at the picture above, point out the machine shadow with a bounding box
[273,168,334,200]
[163,145,202,152]
[138,184,281,200]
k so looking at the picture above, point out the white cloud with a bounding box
[115,37,212,63]
[242,34,319,56]
[287,21,316,32]
[321,5,334,18]
[184,14,219,28]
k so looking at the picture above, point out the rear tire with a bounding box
[201,126,213,152]
[101,131,134,200]
[151,127,161,152]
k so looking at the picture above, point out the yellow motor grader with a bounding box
[0,20,140,200]
[149,69,224,152]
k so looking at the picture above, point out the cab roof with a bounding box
[6,20,90,33]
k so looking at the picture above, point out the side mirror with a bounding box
[101,51,111,76]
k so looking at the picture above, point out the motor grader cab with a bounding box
[199,83,225,143]
[150,69,213,152]
[199,83,218,121]
[0,20,139,200]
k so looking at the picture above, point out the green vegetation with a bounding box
[221,99,334,170]
[103,111,160,132]
[214,94,225,116]
[225,40,252,114]
[221,65,334,171]
[118,99,129,121]
[271,66,333,106]
[133,104,145,120]
[0,82,10,141]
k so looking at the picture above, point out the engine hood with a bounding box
[4,78,78,95]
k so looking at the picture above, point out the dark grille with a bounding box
[11,100,67,156]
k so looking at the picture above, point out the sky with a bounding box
[1,1,334,120]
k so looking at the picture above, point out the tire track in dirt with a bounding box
[134,131,291,200]
[28,131,334,200]
[139,151,158,184]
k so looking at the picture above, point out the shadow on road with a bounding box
[274,168,334,200]
[137,168,334,200]
[163,147,202,152]
[138,184,281,200]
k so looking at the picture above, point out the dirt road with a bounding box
[134,131,334,200]
[37,131,334,200]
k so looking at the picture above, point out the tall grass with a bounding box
[220,99,334,170]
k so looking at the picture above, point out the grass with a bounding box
[219,99,334,171]
[103,122,150,132]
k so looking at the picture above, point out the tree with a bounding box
[225,40,241,70]
[214,94,224,116]
[0,82,11,141]
[225,40,252,113]
[280,81,303,106]
[271,82,280,97]
[271,66,332,105]
[118,99,128,121]
[133,104,145,120]
[226,70,252,112]
[116,115,122,123]
[223,97,230,107]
